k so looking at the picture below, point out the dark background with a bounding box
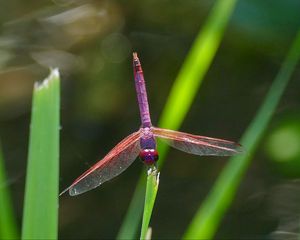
[1,0,300,239]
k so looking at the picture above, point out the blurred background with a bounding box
[0,0,300,239]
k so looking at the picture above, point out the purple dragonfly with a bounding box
[61,52,242,196]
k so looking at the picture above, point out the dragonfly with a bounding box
[61,52,242,196]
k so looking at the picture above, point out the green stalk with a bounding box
[183,30,300,239]
[0,145,18,239]
[117,0,238,238]
[140,168,159,240]
[22,69,60,240]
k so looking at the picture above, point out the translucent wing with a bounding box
[61,130,141,196]
[152,127,242,156]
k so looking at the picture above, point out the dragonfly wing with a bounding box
[152,127,242,156]
[61,131,141,196]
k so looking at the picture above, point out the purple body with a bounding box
[133,53,158,165]
[133,53,152,128]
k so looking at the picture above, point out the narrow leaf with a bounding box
[140,168,159,240]
[22,69,60,239]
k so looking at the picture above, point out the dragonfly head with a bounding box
[139,149,159,165]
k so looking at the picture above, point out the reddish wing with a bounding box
[61,130,141,196]
[152,127,242,156]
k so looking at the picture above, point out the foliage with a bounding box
[22,69,60,239]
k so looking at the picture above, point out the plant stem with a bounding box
[140,167,159,240]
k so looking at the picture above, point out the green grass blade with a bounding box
[140,168,159,240]
[22,69,60,240]
[158,0,238,132]
[183,30,300,240]
[117,0,238,238]
[0,145,18,239]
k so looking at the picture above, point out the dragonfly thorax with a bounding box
[139,149,159,165]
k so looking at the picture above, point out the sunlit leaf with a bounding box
[22,69,60,240]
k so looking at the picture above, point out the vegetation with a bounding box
[0,0,299,239]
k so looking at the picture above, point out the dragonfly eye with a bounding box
[139,149,159,165]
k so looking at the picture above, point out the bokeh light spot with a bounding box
[266,124,300,162]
